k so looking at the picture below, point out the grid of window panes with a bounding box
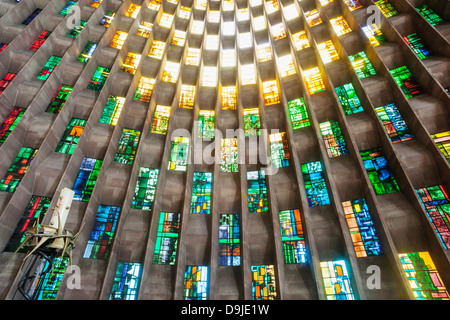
[122,52,141,74]
[343,0,363,11]
[0,106,25,144]
[303,67,326,94]
[431,131,450,163]
[46,85,73,114]
[222,86,237,110]
[390,66,424,98]
[291,31,310,51]
[218,214,241,266]
[131,167,159,211]
[243,108,261,136]
[279,209,307,264]
[288,98,310,129]
[78,42,97,63]
[329,16,352,36]
[247,170,269,214]
[23,9,42,25]
[99,95,125,126]
[68,21,87,38]
[0,73,16,95]
[220,138,238,172]
[109,262,142,300]
[83,205,121,259]
[320,260,355,300]
[399,252,449,300]
[362,24,385,47]
[5,195,52,252]
[349,51,376,79]
[415,185,450,249]
[36,56,61,80]
[319,121,348,158]
[154,211,180,265]
[360,148,400,195]
[301,161,330,207]
[270,132,290,168]
[183,265,209,300]
[416,4,444,26]
[190,172,213,214]
[55,118,86,155]
[168,136,189,171]
[374,103,413,143]
[0,147,38,192]
[110,31,128,49]
[198,110,215,139]
[114,129,141,165]
[33,257,69,300]
[375,0,398,18]
[29,30,51,51]
[317,40,339,64]
[179,85,196,109]
[342,199,382,257]
[335,83,363,115]
[134,76,155,102]
[73,157,103,202]
[60,1,77,15]
[251,265,277,300]
[88,66,110,91]
[404,34,432,60]
[151,105,171,135]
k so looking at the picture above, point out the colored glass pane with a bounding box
[301,161,330,207]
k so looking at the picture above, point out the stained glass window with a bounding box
[46,85,73,114]
[190,172,212,214]
[265,0,279,14]
[83,205,120,259]
[335,83,363,115]
[198,110,215,139]
[168,136,189,171]
[0,147,38,192]
[60,1,77,15]
[374,103,413,143]
[33,257,69,300]
[0,43,7,53]
[23,9,42,25]
[330,16,352,36]
[73,157,102,202]
[220,138,238,172]
[375,0,398,18]
[279,209,307,264]
[362,24,385,47]
[270,132,290,168]
[416,4,444,26]
[109,262,142,300]
[114,129,141,164]
[349,51,376,79]
[100,11,115,27]
[202,66,217,87]
[219,214,241,266]
[263,80,280,105]
[122,52,141,74]
[137,22,152,38]
[78,41,97,63]
[399,252,449,300]
[301,161,330,207]
[134,76,155,102]
[360,148,400,195]
[404,33,432,60]
[305,9,322,27]
[151,105,171,135]
[222,86,237,110]
[256,43,272,63]
[179,6,191,19]
[159,13,174,29]
[185,48,201,66]
[88,66,110,91]
[253,15,266,31]
[243,108,261,136]
[251,265,277,300]
[390,66,424,98]
[191,20,204,35]
[277,55,296,77]
[110,31,128,49]
[319,121,348,158]
[291,31,310,51]
[55,118,86,155]
[317,40,340,64]
[0,72,16,95]
[68,21,86,38]
[172,30,186,46]
[124,4,141,18]
[0,106,25,144]
[415,185,450,249]
[303,67,326,94]
[431,131,450,163]
[288,98,310,129]
[99,95,125,126]
[320,260,355,300]
[183,265,209,300]
[271,23,286,41]
[179,85,196,109]
[149,41,165,60]
[161,61,180,83]
[29,30,51,51]
[247,170,269,214]
[342,199,382,257]
[343,0,362,11]
[37,56,61,80]
[222,49,236,67]
[240,64,256,85]
[148,0,161,11]
[131,167,159,210]
[154,212,181,264]
[5,195,52,252]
